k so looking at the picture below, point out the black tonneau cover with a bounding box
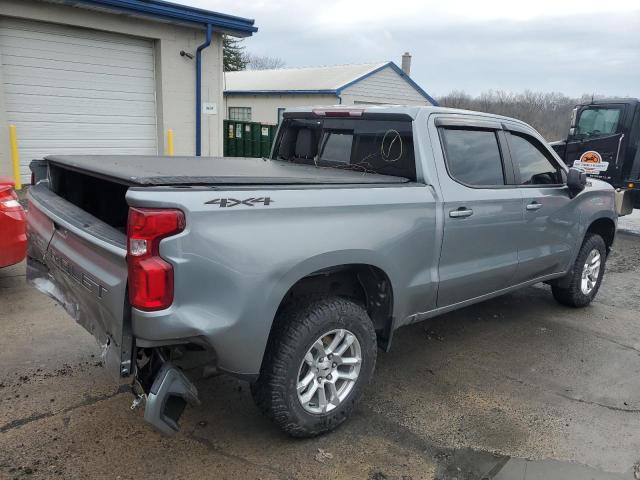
[45,155,409,186]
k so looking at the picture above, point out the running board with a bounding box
[144,362,200,435]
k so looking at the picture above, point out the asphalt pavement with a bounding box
[1,232,639,479]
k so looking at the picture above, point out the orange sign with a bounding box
[573,150,608,174]
[580,151,602,164]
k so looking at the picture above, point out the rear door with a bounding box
[27,183,132,379]
[503,126,579,282]
[433,117,523,308]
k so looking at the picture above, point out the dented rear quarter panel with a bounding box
[126,184,439,376]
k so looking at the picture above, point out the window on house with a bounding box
[228,107,252,122]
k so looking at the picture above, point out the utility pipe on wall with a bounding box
[195,23,213,156]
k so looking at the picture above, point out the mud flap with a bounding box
[615,189,634,216]
[144,362,200,435]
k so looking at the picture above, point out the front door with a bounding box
[503,127,580,282]
[433,119,523,308]
[564,104,627,185]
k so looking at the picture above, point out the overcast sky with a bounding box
[186,0,639,99]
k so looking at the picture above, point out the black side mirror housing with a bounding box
[567,167,587,195]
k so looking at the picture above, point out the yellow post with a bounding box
[167,128,174,156]
[8,125,21,190]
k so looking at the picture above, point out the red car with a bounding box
[0,177,26,267]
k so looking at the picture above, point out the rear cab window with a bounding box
[272,116,417,181]
[440,128,505,186]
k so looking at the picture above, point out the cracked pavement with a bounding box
[1,233,639,479]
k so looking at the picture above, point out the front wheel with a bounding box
[251,296,377,437]
[552,233,607,307]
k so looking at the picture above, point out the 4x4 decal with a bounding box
[205,197,274,208]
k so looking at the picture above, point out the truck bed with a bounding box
[45,155,409,186]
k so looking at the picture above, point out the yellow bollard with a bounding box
[167,128,174,156]
[8,125,21,190]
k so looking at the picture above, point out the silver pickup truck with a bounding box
[26,105,617,437]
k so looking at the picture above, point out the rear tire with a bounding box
[552,233,606,307]
[251,296,377,438]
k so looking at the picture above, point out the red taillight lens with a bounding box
[127,208,185,311]
[0,185,22,212]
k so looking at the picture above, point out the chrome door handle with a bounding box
[526,202,542,211]
[449,207,473,218]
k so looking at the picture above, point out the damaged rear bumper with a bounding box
[141,361,200,435]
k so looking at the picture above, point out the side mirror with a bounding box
[570,107,578,128]
[567,167,587,194]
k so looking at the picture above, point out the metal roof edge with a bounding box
[336,61,439,106]
[224,90,338,96]
[72,0,257,35]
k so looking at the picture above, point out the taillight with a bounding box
[0,185,21,212]
[127,207,185,311]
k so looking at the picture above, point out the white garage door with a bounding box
[0,18,158,181]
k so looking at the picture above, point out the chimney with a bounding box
[401,52,411,76]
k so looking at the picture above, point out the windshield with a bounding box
[573,106,622,138]
[272,117,416,180]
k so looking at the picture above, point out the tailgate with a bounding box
[27,183,132,379]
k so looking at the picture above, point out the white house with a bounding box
[224,56,437,125]
[0,0,257,182]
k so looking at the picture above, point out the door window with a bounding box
[508,133,562,185]
[440,129,505,186]
[574,107,622,138]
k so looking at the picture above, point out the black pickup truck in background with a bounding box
[550,98,640,214]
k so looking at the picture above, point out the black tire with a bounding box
[251,296,377,438]
[552,233,607,307]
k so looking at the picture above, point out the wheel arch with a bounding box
[552,215,616,290]
[586,216,616,253]
[275,263,394,331]
[259,257,396,374]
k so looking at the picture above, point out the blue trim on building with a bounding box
[224,90,339,96]
[225,62,438,105]
[74,0,257,35]
[336,62,438,105]
[195,24,213,156]
[385,62,438,106]
[334,63,390,94]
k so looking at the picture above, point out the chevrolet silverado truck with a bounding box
[26,105,617,438]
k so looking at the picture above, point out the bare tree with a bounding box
[437,90,594,141]
[244,54,286,70]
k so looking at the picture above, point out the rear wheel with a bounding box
[251,296,377,437]
[552,233,607,307]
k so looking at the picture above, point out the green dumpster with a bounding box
[235,122,244,157]
[223,120,277,158]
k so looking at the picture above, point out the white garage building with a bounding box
[0,0,257,182]
[224,58,437,125]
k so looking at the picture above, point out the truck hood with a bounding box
[44,155,409,186]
